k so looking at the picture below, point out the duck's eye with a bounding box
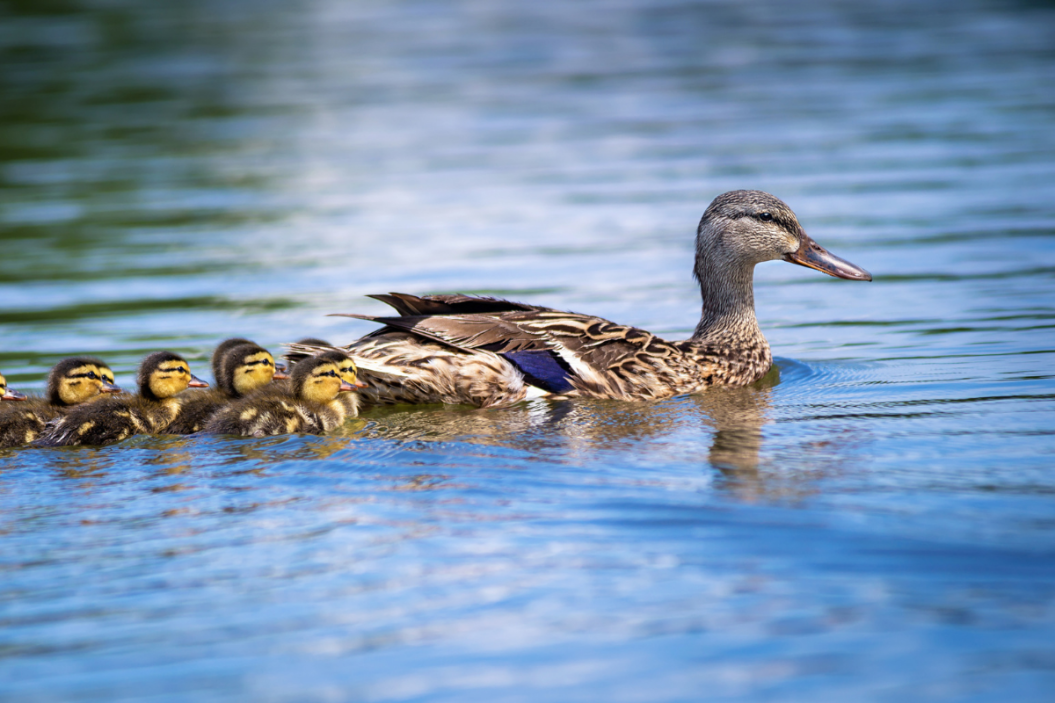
[759,212,773,222]
[87,372,98,380]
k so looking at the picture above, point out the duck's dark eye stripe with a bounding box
[758,212,773,222]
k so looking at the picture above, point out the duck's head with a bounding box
[215,342,284,397]
[210,337,255,381]
[47,357,123,406]
[0,371,27,401]
[290,351,358,404]
[333,353,369,391]
[696,190,871,281]
[138,352,209,401]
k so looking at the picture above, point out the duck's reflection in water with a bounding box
[358,365,787,500]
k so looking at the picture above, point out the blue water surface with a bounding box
[1,0,1054,700]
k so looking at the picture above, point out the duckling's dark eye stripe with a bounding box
[67,372,98,379]
[244,359,272,367]
[158,366,189,374]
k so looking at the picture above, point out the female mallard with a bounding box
[0,358,122,448]
[204,351,359,437]
[1,371,27,402]
[292,190,871,406]
[34,352,208,447]
[165,340,286,434]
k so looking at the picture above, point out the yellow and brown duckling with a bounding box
[165,339,287,434]
[283,338,367,418]
[0,371,27,402]
[204,351,360,437]
[0,358,121,448]
[34,351,208,447]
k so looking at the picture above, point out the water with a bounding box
[2,0,1055,699]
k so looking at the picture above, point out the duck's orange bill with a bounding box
[188,375,210,388]
[353,380,368,389]
[784,228,872,281]
[1,389,27,401]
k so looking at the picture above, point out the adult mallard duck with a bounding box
[204,351,360,437]
[0,358,122,448]
[291,190,871,406]
[34,351,208,447]
[165,340,287,434]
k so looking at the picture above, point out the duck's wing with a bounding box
[366,292,547,316]
[341,304,695,399]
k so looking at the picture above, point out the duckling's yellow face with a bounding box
[0,372,23,401]
[336,358,359,387]
[300,361,345,404]
[232,351,277,395]
[57,364,116,405]
[148,361,196,399]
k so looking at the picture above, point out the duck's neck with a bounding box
[690,258,769,356]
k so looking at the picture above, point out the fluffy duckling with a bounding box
[0,358,121,448]
[0,371,27,402]
[283,339,367,418]
[204,351,358,437]
[166,340,287,434]
[34,352,207,447]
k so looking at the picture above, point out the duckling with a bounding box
[165,340,286,434]
[204,351,358,437]
[34,352,208,447]
[0,371,27,402]
[0,358,121,448]
[282,339,367,418]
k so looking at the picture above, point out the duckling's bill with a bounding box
[188,375,210,388]
[784,227,872,281]
[2,387,27,401]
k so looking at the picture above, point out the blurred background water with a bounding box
[2,0,1055,700]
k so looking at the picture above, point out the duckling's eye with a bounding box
[758,212,773,222]
[86,371,98,380]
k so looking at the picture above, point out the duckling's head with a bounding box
[290,351,357,404]
[217,343,280,397]
[210,337,255,381]
[47,357,123,406]
[696,190,871,281]
[138,352,209,401]
[333,354,368,391]
[1,371,27,401]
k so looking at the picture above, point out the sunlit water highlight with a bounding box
[1,0,1054,700]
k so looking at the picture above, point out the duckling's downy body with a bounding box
[0,358,120,448]
[292,190,871,406]
[205,351,357,437]
[165,340,283,434]
[34,352,207,447]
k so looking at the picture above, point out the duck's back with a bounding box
[204,391,343,437]
[165,389,226,434]
[0,399,62,447]
[34,395,179,447]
